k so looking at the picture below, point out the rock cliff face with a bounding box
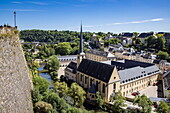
[0,26,33,113]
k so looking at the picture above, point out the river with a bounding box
[38,67,54,88]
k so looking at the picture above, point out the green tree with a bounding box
[55,42,72,55]
[136,38,142,45]
[133,32,139,38]
[110,91,126,113]
[133,94,153,113]
[32,87,42,105]
[96,92,104,109]
[30,61,40,77]
[157,51,169,60]
[156,101,170,113]
[34,101,53,113]
[104,38,121,47]
[33,76,50,94]
[45,55,60,80]
[54,81,68,98]
[146,36,157,48]
[69,83,86,107]
[43,91,69,113]
[110,38,121,44]
[156,36,166,50]
[45,55,59,71]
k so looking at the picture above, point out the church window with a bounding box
[113,83,116,91]
[81,74,83,81]
[90,78,93,86]
[85,76,87,84]
[102,84,105,93]
[96,81,99,91]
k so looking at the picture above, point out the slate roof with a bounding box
[87,49,108,57]
[111,59,154,70]
[110,44,122,48]
[57,55,77,60]
[77,59,115,83]
[153,59,161,64]
[65,61,77,74]
[119,65,160,83]
[87,49,115,58]
[121,33,134,37]
[164,33,170,39]
[138,32,154,38]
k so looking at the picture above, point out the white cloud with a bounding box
[28,1,48,5]
[66,18,165,30]
[108,18,164,25]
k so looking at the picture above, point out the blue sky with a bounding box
[0,0,170,33]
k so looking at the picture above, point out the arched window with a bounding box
[102,84,105,93]
[113,83,116,90]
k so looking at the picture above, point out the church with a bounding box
[65,25,161,102]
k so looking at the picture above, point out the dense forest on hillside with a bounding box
[20,30,94,42]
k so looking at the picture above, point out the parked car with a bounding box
[153,102,158,108]
[132,92,140,96]
[153,82,158,86]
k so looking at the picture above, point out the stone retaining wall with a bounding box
[0,26,33,113]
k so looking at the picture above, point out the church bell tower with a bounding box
[77,23,85,67]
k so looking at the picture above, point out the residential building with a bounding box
[159,60,170,71]
[91,34,101,48]
[65,61,77,81]
[138,32,154,44]
[108,44,124,52]
[164,33,170,47]
[162,70,170,98]
[105,34,113,40]
[86,49,116,62]
[117,32,134,45]
[57,55,77,67]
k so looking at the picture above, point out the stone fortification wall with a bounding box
[0,26,33,113]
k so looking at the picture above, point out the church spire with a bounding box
[77,22,85,67]
[79,23,84,54]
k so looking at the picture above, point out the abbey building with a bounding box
[65,24,161,102]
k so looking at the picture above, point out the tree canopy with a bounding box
[45,55,60,80]
[69,83,86,108]
[33,76,50,94]
[55,42,72,55]
[34,101,53,113]
[20,30,93,42]
[133,94,153,113]
[157,51,169,60]
[54,81,68,98]
[156,101,170,113]
[110,91,126,113]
